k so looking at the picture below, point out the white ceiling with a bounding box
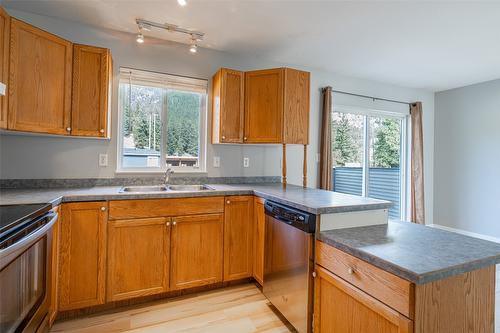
[4,0,500,91]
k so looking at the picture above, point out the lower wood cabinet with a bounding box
[252,197,265,285]
[314,266,413,333]
[107,217,170,301]
[224,196,254,281]
[59,202,107,311]
[170,214,224,290]
[48,206,60,326]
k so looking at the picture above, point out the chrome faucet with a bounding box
[164,168,174,185]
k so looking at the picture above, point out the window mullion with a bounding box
[362,115,369,197]
[161,88,168,170]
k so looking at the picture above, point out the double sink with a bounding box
[119,184,215,193]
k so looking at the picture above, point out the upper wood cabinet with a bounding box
[211,67,310,145]
[71,44,111,137]
[170,214,224,290]
[107,217,170,301]
[59,202,107,311]
[212,68,244,143]
[253,196,265,286]
[314,266,413,333]
[0,7,9,129]
[224,196,254,281]
[8,18,72,135]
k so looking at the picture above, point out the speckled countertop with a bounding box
[0,183,391,215]
[318,221,500,284]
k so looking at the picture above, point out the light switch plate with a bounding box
[243,157,250,168]
[213,156,220,168]
[99,153,108,167]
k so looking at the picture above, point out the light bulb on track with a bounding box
[189,44,197,53]
[136,33,144,43]
[178,0,187,6]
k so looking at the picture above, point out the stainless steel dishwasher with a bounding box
[263,200,316,333]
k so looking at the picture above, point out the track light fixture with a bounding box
[135,18,204,53]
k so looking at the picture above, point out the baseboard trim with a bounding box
[428,224,500,244]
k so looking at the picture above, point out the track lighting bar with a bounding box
[136,18,204,40]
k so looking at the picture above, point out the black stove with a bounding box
[0,203,52,239]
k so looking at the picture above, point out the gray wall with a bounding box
[434,79,500,237]
[0,9,435,224]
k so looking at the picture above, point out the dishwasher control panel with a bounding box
[264,200,316,233]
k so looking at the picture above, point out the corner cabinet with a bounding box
[107,217,170,301]
[0,7,9,129]
[211,67,310,145]
[8,18,72,135]
[212,68,244,143]
[71,44,111,137]
[224,196,254,281]
[252,196,265,285]
[59,202,107,311]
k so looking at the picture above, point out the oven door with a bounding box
[263,214,313,333]
[0,212,57,333]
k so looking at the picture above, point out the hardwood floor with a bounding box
[50,284,293,333]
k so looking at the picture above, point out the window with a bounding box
[332,106,408,220]
[117,68,207,172]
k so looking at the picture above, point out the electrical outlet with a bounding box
[98,153,108,167]
[213,156,220,168]
[243,157,250,168]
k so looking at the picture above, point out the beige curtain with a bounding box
[319,87,333,190]
[410,102,425,224]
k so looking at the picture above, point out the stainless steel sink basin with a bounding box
[119,185,168,193]
[167,184,215,191]
[119,184,214,193]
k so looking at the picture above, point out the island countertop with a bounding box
[0,183,391,215]
[318,221,500,284]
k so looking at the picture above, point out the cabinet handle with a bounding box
[172,221,177,226]
[222,135,226,140]
[226,200,230,204]
[101,206,106,211]
[66,127,71,132]
[347,267,355,275]
[100,129,105,134]
[243,137,247,141]
[166,222,170,227]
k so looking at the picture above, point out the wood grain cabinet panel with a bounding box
[59,202,107,311]
[107,218,170,301]
[314,266,413,333]
[252,196,265,285]
[283,68,310,144]
[0,7,9,129]
[224,196,254,281]
[8,18,72,134]
[244,68,284,143]
[212,68,244,143]
[170,214,223,290]
[71,44,111,137]
[48,205,60,327]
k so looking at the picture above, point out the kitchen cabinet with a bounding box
[8,18,72,135]
[314,266,413,333]
[107,217,170,301]
[211,67,310,145]
[0,6,9,129]
[212,68,244,143]
[252,196,265,285]
[48,206,60,327]
[71,44,112,137]
[224,196,254,281]
[59,202,107,311]
[170,214,224,290]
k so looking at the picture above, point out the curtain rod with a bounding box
[331,89,412,106]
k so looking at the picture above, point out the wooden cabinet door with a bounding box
[283,68,310,144]
[253,197,265,285]
[244,68,283,143]
[0,7,9,129]
[8,18,72,134]
[59,202,107,311]
[107,217,170,301]
[170,214,223,290]
[314,266,413,333]
[72,44,111,137]
[212,68,244,143]
[224,196,254,281]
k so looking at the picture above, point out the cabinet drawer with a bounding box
[316,241,413,318]
[109,197,225,220]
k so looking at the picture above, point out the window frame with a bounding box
[116,68,208,174]
[333,104,410,221]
